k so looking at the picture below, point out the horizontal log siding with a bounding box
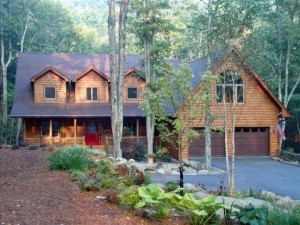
[34,72,66,103]
[180,58,280,160]
[124,74,145,103]
[75,71,108,103]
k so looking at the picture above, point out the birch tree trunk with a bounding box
[1,33,12,144]
[143,0,155,163]
[108,0,129,158]
[204,0,213,171]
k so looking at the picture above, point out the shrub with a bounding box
[165,180,180,192]
[114,164,145,186]
[78,172,100,191]
[39,143,47,147]
[99,174,117,188]
[47,146,94,171]
[98,158,113,174]
[118,186,141,209]
[122,140,146,161]
[28,145,39,150]
[11,144,20,150]
[70,170,86,181]
[19,142,28,147]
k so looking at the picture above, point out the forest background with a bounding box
[0,0,299,153]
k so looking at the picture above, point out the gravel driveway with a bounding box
[150,157,300,200]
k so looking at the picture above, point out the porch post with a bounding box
[136,118,140,141]
[23,119,26,140]
[49,119,53,145]
[74,118,77,145]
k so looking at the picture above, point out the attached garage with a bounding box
[189,127,269,157]
[189,128,225,157]
[234,127,269,156]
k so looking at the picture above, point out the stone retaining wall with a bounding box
[280,151,300,162]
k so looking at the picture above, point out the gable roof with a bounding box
[227,46,291,118]
[72,66,111,82]
[10,53,144,118]
[31,66,70,82]
[189,46,292,118]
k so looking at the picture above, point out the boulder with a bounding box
[127,159,135,164]
[276,196,294,208]
[156,168,166,174]
[170,170,180,175]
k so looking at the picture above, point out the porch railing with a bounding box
[24,137,85,146]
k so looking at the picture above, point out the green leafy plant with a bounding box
[118,186,141,209]
[47,146,94,171]
[165,180,180,192]
[176,193,223,225]
[98,158,113,174]
[156,147,169,158]
[98,174,117,188]
[134,183,182,219]
[232,204,268,225]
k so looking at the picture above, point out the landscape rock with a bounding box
[276,196,294,208]
[183,168,197,175]
[183,160,199,170]
[262,190,276,199]
[144,166,156,172]
[156,168,166,174]
[127,159,135,164]
[115,157,127,162]
[170,170,180,175]
[96,196,107,200]
[183,183,201,192]
[142,209,156,218]
[197,170,209,175]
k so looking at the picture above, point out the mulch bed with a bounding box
[0,148,188,225]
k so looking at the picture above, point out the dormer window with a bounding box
[128,87,138,99]
[86,87,98,101]
[44,87,56,99]
[217,70,244,103]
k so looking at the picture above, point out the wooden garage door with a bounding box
[190,128,225,157]
[235,127,269,156]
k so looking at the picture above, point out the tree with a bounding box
[108,0,129,158]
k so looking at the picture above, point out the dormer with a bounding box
[123,68,146,103]
[31,67,69,103]
[72,67,111,103]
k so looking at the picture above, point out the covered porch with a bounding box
[23,117,160,149]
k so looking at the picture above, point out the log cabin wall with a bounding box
[124,74,145,103]
[180,57,280,160]
[75,71,109,103]
[34,72,67,103]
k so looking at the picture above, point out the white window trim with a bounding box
[44,86,56,99]
[216,84,244,104]
[128,87,138,99]
[86,87,98,101]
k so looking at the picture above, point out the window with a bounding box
[44,87,56,99]
[216,70,244,103]
[128,87,138,99]
[86,87,98,101]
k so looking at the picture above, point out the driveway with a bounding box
[150,157,300,200]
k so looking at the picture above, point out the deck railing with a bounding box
[24,137,85,146]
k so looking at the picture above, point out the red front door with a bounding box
[85,122,100,146]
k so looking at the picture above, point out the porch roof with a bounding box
[10,103,147,118]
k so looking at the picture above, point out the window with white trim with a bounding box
[216,70,244,103]
[86,87,98,101]
[44,87,56,99]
